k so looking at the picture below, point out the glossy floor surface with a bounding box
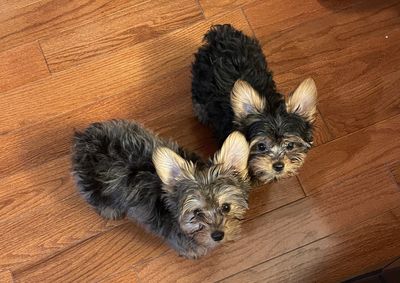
[0,0,399,282]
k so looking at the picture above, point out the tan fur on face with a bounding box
[231,80,265,120]
[180,183,249,250]
[286,77,318,123]
[152,147,195,188]
[216,186,248,218]
[223,218,243,242]
[249,135,308,183]
[249,154,305,183]
[213,131,250,177]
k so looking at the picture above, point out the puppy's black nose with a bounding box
[272,162,284,172]
[211,231,224,241]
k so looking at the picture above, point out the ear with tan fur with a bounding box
[213,131,250,176]
[286,77,318,123]
[152,147,194,188]
[231,80,265,119]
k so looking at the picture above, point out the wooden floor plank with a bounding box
[273,45,400,139]
[13,223,168,282]
[0,0,178,52]
[0,270,14,283]
[0,9,250,136]
[0,142,304,275]
[40,0,203,72]
[298,115,400,195]
[245,0,400,137]
[318,58,400,138]
[200,0,370,24]
[0,95,303,274]
[247,0,400,76]
[0,67,211,179]
[131,166,400,282]
[0,195,125,272]
[391,207,400,221]
[198,0,349,19]
[224,212,400,283]
[0,72,303,274]
[0,10,251,179]
[0,156,72,222]
[247,177,304,220]
[198,0,255,18]
[1,0,42,12]
[0,42,49,93]
[98,269,139,283]
[1,1,399,281]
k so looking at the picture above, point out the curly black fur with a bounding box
[191,24,316,183]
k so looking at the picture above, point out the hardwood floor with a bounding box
[0,0,399,282]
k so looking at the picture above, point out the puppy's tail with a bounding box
[71,123,128,220]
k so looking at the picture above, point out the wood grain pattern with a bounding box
[224,212,400,283]
[318,59,400,138]
[247,0,400,77]
[245,0,400,137]
[0,270,13,283]
[0,156,72,222]
[2,0,400,281]
[0,42,49,92]
[0,195,125,272]
[298,115,400,195]
[14,223,168,282]
[99,269,139,283]
[2,0,42,12]
[0,10,251,180]
[391,206,400,221]
[246,177,304,220]
[0,71,303,274]
[0,10,250,136]
[198,0,255,18]
[40,0,203,72]
[133,166,400,282]
[0,0,182,52]
[0,67,211,180]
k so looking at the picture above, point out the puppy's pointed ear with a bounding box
[286,77,318,123]
[153,147,194,189]
[213,131,249,176]
[231,80,265,119]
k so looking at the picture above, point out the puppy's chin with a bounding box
[193,230,220,249]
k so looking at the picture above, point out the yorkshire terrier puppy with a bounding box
[191,24,318,184]
[72,120,250,259]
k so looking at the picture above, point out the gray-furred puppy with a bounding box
[72,120,250,259]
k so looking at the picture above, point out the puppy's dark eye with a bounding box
[257,142,267,152]
[193,209,202,217]
[221,203,231,213]
[286,142,294,150]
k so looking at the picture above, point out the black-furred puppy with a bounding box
[191,24,317,184]
[72,120,250,259]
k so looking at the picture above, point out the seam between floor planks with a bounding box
[219,207,400,282]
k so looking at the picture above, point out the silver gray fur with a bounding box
[72,120,250,259]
